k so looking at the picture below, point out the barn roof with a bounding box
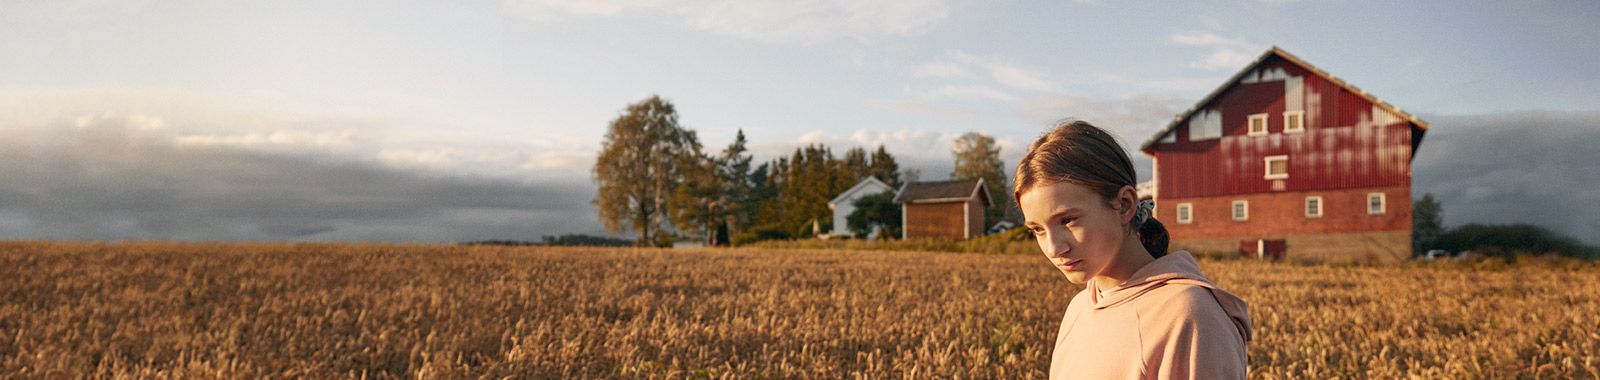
[1140,46,1431,154]
[893,179,991,207]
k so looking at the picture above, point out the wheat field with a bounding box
[1,241,1596,379]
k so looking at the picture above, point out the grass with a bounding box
[1,241,1596,378]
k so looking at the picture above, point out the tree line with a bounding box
[594,95,904,247]
[593,95,1015,247]
[1413,194,1596,260]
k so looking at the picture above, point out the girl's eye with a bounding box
[1030,228,1045,236]
[1060,217,1078,226]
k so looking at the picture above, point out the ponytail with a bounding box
[1139,218,1169,259]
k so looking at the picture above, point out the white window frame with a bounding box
[1368,192,1387,215]
[1176,203,1193,224]
[1247,113,1269,136]
[1283,110,1305,133]
[1305,196,1323,218]
[1264,155,1289,180]
[1232,200,1249,221]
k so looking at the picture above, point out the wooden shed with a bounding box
[1140,47,1431,262]
[894,179,991,240]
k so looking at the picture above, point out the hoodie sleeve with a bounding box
[1139,285,1248,380]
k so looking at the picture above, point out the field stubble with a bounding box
[0,242,1596,379]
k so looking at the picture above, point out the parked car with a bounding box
[1422,249,1450,260]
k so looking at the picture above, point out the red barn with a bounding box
[1140,47,1430,262]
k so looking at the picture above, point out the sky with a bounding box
[2,0,1597,244]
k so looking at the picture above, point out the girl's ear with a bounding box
[1116,186,1139,224]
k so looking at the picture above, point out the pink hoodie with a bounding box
[1048,251,1252,379]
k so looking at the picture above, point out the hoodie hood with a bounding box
[1091,251,1252,342]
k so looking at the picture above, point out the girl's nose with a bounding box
[1048,238,1071,258]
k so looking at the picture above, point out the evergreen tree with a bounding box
[717,130,755,239]
[868,145,901,186]
[1413,193,1444,255]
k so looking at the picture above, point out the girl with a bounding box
[1014,120,1252,379]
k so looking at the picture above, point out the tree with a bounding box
[669,149,721,246]
[593,95,699,246]
[716,130,756,239]
[868,145,901,186]
[846,190,902,239]
[1412,193,1443,256]
[951,132,1011,228]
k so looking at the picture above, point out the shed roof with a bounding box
[893,179,991,207]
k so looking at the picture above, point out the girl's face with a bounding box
[1018,181,1134,284]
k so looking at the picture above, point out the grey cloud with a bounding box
[0,117,602,242]
[1413,111,1600,245]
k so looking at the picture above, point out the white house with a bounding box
[827,176,895,239]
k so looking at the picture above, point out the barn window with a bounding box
[1264,155,1289,180]
[1232,200,1249,221]
[1248,113,1269,136]
[1368,193,1387,215]
[1177,203,1193,224]
[1305,196,1323,218]
[1284,110,1305,133]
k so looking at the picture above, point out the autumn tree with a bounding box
[951,132,1011,228]
[593,95,699,246]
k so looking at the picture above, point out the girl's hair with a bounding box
[1012,120,1169,258]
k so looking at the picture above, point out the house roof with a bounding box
[1140,46,1431,154]
[893,179,991,207]
[828,176,895,206]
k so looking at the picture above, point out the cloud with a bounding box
[913,61,972,79]
[175,129,358,150]
[930,84,1017,101]
[939,51,1060,92]
[0,115,603,242]
[1412,111,1600,245]
[1171,31,1263,71]
[749,128,962,180]
[503,0,951,44]
[1014,93,1191,134]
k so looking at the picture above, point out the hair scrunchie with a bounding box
[1132,199,1154,226]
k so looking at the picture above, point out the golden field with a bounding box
[1,241,1596,379]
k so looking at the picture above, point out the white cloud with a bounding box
[750,128,964,180]
[503,0,626,20]
[523,151,594,172]
[1171,31,1263,71]
[912,51,1060,100]
[913,61,972,79]
[862,99,989,123]
[930,84,1016,101]
[1014,93,1192,145]
[987,62,1057,92]
[503,0,951,44]
[176,130,358,149]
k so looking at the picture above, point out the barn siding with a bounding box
[1155,56,1416,200]
[966,198,984,238]
[905,202,967,239]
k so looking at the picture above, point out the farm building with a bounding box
[1140,47,1430,262]
[827,176,896,239]
[895,179,991,240]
